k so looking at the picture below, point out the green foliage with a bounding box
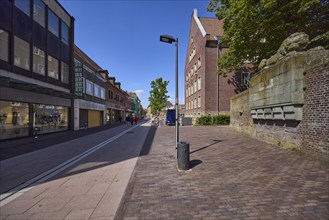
[196,116,212,125]
[306,31,329,50]
[208,0,329,75]
[212,115,230,125]
[148,77,169,115]
[196,115,230,125]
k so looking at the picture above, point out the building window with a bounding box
[33,0,45,27]
[48,55,58,79]
[100,88,105,99]
[197,57,201,68]
[86,80,93,95]
[198,96,201,108]
[0,30,9,62]
[61,22,69,45]
[33,46,45,75]
[194,63,197,72]
[198,77,201,91]
[194,81,197,93]
[14,36,30,70]
[15,0,30,16]
[242,72,250,87]
[48,10,59,37]
[61,62,69,84]
[94,85,100,97]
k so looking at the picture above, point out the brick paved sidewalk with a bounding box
[115,126,329,220]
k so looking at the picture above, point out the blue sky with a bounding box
[59,0,215,108]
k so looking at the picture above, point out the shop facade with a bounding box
[0,79,71,140]
[0,0,74,140]
[73,46,106,130]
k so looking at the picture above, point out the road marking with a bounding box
[0,124,142,207]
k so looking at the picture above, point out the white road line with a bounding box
[0,124,142,207]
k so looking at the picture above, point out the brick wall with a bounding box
[298,65,329,160]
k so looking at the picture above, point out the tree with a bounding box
[148,77,169,115]
[207,0,329,75]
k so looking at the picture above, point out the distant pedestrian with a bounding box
[130,115,134,126]
[119,115,122,123]
[126,115,131,126]
[134,116,138,125]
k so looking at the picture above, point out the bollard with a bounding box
[34,127,38,142]
[177,141,190,170]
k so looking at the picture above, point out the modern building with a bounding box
[0,0,74,140]
[184,9,250,123]
[73,45,106,130]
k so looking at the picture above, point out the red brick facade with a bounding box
[298,65,329,160]
[184,10,245,121]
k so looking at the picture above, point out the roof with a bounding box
[199,17,224,40]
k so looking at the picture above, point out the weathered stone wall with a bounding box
[298,65,329,160]
[230,50,329,161]
[230,90,254,136]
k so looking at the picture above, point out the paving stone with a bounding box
[115,126,329,219]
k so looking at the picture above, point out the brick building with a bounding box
[0,0,74,139]
[184,9,249,122]
[99,71,127,124]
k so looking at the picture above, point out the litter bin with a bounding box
[177,142,190,170]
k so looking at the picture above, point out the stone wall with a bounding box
[230,90,254,136]
[230,50,329,161]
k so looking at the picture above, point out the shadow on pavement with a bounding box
[139,126,157,156]
[190,139,222,154]
[190,159,202,169]
[0,122,157,196]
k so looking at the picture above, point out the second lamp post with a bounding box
[160,35,179,149]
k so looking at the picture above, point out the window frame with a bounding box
[33,0,45,27]
[86,79,93,95]
[47,55,59,79]
[48,9,59,37]
[0,29,9,62]
[61,21,69,45]
[15,0,30,16]
[61,61,69,84]
[33,46,45,75]
[14,36,30,71]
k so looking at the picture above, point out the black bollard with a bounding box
[177,142,190,170]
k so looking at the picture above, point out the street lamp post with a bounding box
[160,35,179,149]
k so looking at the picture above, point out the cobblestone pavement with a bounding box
[115,126,329,220]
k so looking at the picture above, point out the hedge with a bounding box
[196,115,230,125]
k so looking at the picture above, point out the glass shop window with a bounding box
[0,101,29,140]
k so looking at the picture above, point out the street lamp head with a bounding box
[160,35,176,44]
